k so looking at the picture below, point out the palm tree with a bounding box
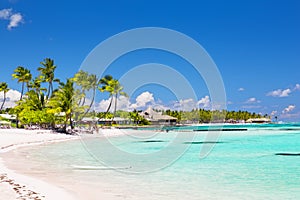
[98,75,127,119]
[84,73,98,115]
[98,75,114,114]
[48,79,78,132]
[72,70,89,106]
[38,58,60,99]
[0,82,10,110]
[12,66,32,100]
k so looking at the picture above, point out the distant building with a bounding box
[140,107,177,125]
[246,118,271,124]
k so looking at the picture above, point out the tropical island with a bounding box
[0,58,271,132]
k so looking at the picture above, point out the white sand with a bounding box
[0,129,78,200]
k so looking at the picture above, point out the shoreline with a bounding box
[0,128,132,200]
[0,129,78,200]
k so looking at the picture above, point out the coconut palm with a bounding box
[0,82,9,110]
[12,66,32,100]
[98,75,114,114]
[98,75,127,119]
[38,58,60,99]
[72,70,89,106]
[29,77,44,93]
[84,73,98,114]
[48,79,79,132]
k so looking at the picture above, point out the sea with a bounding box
[4,123,300,199]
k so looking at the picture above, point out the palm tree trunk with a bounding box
[26,82,30,92]
[78,97,82,106]
[84,87,96,115]
[47,83,51,99]
[50,82,53,98]
[105,96,113,114]
[113,93,118,119]
[64,115,68,133]
[20,82,25,100]
[0,92,6,110]
[69,113,73,130]
[81,96,86,106]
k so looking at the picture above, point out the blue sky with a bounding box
[0,0,300,121]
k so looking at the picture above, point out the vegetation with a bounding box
[98,75,128,118]
[162,109,264,123]
[0,58,268,132]
[12,66,32,100]
[38,58,60,99]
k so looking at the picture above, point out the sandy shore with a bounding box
[0,129,78,200]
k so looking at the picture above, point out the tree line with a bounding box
[0,58,127,132]
[163,109,265,123]
[0,58,268,130]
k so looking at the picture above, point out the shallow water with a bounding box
[5,124,300,199]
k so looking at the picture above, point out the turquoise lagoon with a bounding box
[7,124,300,199]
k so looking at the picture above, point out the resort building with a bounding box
[139,107,177,125]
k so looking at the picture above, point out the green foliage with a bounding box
[164,109,263,123]
[47,79,83,131]
[115,110,131,119]
[129,110,150,125]
[12,66,32,100]
[164,110,182,121]
[97,112,114,119]
[98,75,128,120]
[38,58,59,99]
[72,70,98,115]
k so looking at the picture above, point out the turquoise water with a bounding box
[9,124,300,199]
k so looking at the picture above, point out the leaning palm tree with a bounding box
[12,66,32,100]
[38,58,60,99]
[84,73,98,115]
[98,75,115,115]
[0,82,10,110]
[98,75,127,119]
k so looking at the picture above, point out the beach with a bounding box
[1,125,300,200]
[0,129,78,200]
[0,128,132,200]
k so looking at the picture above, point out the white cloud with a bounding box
[95,98,111,112]
[238,87,245,92]
[152,103,170,111]
[173,98,197,111]
[267,88,291,97]
[246,97,261,104]
[8,13,22,29]
[0,8,12,19]
[282,105,295,114]
[116,95,130,110]
[227,101,233,105]
[94,92,213,113]
[0,8,23,30]
[94,96,130,112]
[294,84,300,91]
[197,95,211,109]
[130,92,154,109]
[0,89,21,108]
[270,110,278,116]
